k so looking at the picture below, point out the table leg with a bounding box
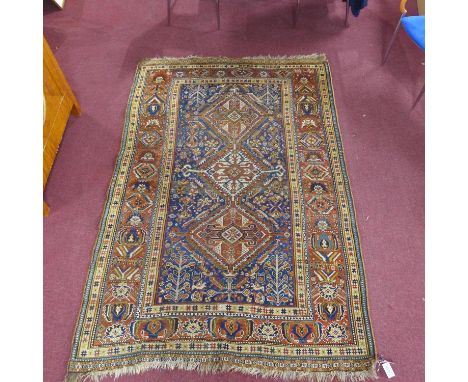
[412,84,425,108]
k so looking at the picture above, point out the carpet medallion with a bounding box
[66,56,376,381]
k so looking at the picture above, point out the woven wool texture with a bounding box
[66,56,376,381]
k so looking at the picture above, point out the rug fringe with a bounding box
[65,358,378,382]
[138,54,328,67]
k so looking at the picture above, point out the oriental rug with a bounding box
[66,56,376,381]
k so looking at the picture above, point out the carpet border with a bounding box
[65,54,377,382]
[322,60,377,359]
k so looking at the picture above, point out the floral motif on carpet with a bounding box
[66,56,376,381]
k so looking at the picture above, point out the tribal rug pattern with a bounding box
[67,56,376,381]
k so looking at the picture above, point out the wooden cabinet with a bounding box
[43,36,81,216]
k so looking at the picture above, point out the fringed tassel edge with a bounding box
[137,54,328,67]
[65,359,378,382]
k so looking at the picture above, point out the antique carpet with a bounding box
[66,56,376,381]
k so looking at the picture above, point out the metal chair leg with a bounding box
[412,84,425,108]
[294,0,300,28]
[383,15,404,64]
[217,0,220,30]
[167,0,171,26]
[345,0,350,27]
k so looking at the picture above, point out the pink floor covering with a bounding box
[43,1,425,381]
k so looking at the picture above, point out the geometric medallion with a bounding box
[205,149,263,196]
[188,207,273,273]
[202,86,267,140]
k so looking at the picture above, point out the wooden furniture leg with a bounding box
[43,201,50,217]
[412,84,425,108]
[43,37,81,217]
[382,13,404,64]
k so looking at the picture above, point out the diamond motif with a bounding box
[202,86,268,140]
[220,225,243,244]
[125,193,153,212]
[300,132,323,149]
[134,162,157,179]
[206,150,262,196]
[188,207,273,272]
[227,110,242,122]
[303,164,329,181]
